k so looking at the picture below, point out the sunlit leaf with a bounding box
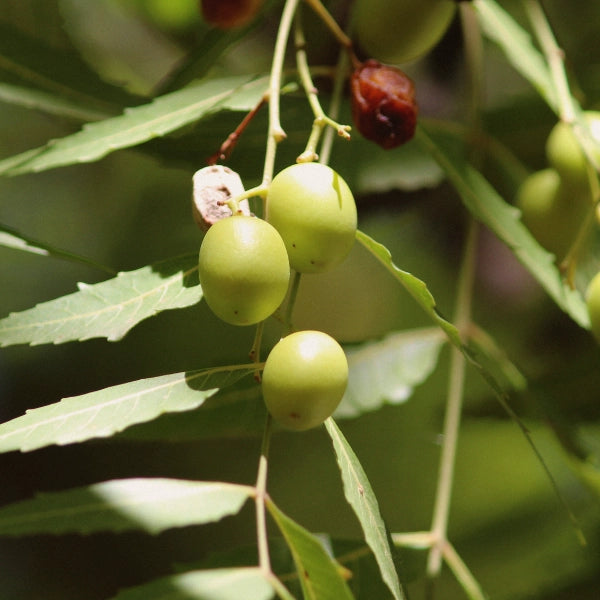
[267,500,355,600]
[0,75,266,176]
[416,126,589,328]
[338,328,446,418]
[109,568,275,600]
[474,0,558,110]
[0,365,256,452]
[356,230,461,346]
[0,478,253,536]
[0,254,199,347]
[325,419,406,600]
[0,223,115,274]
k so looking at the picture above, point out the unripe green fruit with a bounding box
[353,0,456,64]
[545,111,600,186]
[586,272,600,342]
[262,330,348,431]
[198,215,290,326]
[266,163,357,274]
[516,168,590,259]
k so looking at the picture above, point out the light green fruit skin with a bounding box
[266,163,357,274]
[353,0,456,64]
[262,330,348,431]
[586,272,600,342]
[198,215,290,326]
[516,168,591,259]
[546,111,600,186]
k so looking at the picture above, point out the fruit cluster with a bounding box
[197,162,357,430]
[516,111,600,259]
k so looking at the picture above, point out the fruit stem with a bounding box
[255,413,274,573]
[284,270,302,333]
[294,10,351,163]
[250,320,266,381]
[302,0,360,67]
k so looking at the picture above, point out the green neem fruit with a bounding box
[545,111,600,185]
[586,272,600,342]
[516,168,590,259]
[266,163,357,274]
[198,215,290,326]
[262,330,348,431]
[353,0,456,64]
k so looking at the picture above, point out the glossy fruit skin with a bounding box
[266,163,357,274]
[198,215,290,326]
[200,0,263,29]
[353,0,457,64]
[586,272,600,342]
[516,168,590,259]
[262,331,348,431]
[351,60,418,149]
[546,111,600,186]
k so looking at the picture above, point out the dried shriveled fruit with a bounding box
[350,60,418,150]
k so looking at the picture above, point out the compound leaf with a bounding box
[0,365,256,452]
[0,254,200,347]
[325,419,406,600]
[0,478,253,536]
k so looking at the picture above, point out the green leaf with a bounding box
[325,419,406,600]
[356,230,461,346]
[0,75,267,176]
[0,223,116,274]
[0,478,253,536]
[0,254,200,347]
[474,0,558,111]
[109,568,275,600]
[0,365,256,452]
[267,501,355,600]
[338,328,446,418]
[416,126,589,328]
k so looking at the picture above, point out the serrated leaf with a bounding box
[267,500,355,600]
[0,478,253,536]
[474,0,558,110]
[109,568,275,600]
[416,126,589,328]
[0,364,256,452]
[337,328,446,419]
[0,75,266,176]
[0,223,116,274]
[356,230,461,347]
[0,254,200,347]
[325,419,406,600]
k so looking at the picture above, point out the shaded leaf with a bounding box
[0,223,116,274]
[0,365,256,452]
[337,328,446,418]
[0,75,267,176]
[474,0,558,110]
[0,478,253,536]
[109,568,275,600]
[416,126,589,328]
[325,419,406,600]
[356,230,461,346]
[0,254,200,347]
[267,501,355,600]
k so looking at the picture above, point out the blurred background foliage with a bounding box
[0,0,600,598]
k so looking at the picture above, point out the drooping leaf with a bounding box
[337,327,446,418]
[267,500,355,600]
[325,419,406,600]
[0,254,199,347]
[0,478,253,536]
[356,230,461,347]
[0,364,257,452]
[0,75,267,176]
[416,126,589,328]
[0,223,116,274]
[109,568,275,600]
[474,0,558,111]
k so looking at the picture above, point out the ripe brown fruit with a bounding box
[200,0,263,29]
